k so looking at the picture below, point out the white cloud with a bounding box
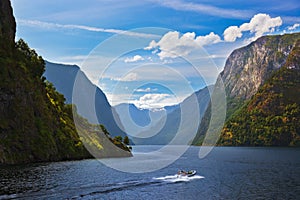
[17,19,159,38]
[106,93,136,106]
[124,55,145,63]
[144,13,283,61]
[223,26,242,42]
[151,0,253,19]
[135,88,151,92]
[223,13,282,42]
[145,31,221,59]
[135,87,158,92]
[195,32,222,46]
[133,93,179,109]
[122,72,138,81]
[287,23,300,31]
[109,72,139,82]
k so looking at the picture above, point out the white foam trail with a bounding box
[153,174,204,183]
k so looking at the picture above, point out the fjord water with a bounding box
[0,147,299,199]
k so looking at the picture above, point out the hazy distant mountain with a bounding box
[114,103,177,126]
[126,86,212,145]
[114,103,163,127]
[44,61,128,139]
[113,103,177,138]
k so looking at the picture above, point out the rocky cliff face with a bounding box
[219,39,300,146]
[193,32,300,145]
[221,33,300,100]
[0,0,15,48]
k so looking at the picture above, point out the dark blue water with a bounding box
[0,147,299,199]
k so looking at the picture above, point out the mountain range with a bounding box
[2,0,299,166]
[44,61,212,145]
[128,86,212,144]
[44,33,300,147]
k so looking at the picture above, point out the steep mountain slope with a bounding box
[193,33,300,145]
[223,33,300,116]
[0,0,90,163]
[44,62,79,104]
[220,40,300,146]
[44,61,127,139]
[0,0,15,52]
[0,0,130,164]
[222,33,300,100]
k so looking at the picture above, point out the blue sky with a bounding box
[11,0,300,108]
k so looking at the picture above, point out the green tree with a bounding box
[123,136,130,145]
[15,39,45,77]
[99,124,109,135]
[114,136,123,143]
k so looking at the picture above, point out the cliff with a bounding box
[193,32,300,146]
[0,0,15,50]
[0,0,131,164]
[222,33,300,100]
[219,40,300,146]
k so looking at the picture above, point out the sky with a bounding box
[11,0,300,109]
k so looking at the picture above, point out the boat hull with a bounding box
[187,170,196,177]
[177,170,196,177]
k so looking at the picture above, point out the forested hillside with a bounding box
[0,0,131,164]
[193,33,300,146]
[220,40,300,146]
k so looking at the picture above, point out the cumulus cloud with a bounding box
[195,32,222,46]
[133,93,178,109]
[223,26,242,42]
[223,13,282,42]
[144,13,284,60]
[287,23,300,31]
[145,31,221,59]
[124,55,144,63]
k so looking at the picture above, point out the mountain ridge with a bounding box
[222,33,300,100]
[219,40,300,146]
[193,32,300,146]
[44,61,128,140]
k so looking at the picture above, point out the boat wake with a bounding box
[74,174,204,198]
[6,174,204,199]
[153,174,204,183]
